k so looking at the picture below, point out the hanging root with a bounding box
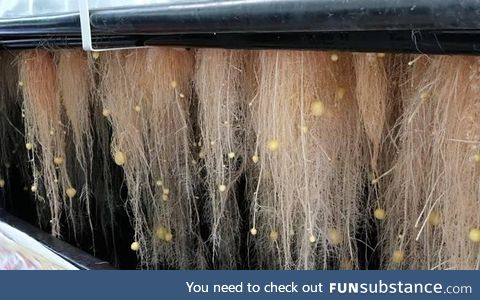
[145,48,205,269]
[441,57,480,269]
[354,53,390,174]
[89,51,123,265]
[354,53,398,269]
[99,48,204,269]
[194,49,249,268]
[12,47,480,271]
[56,50,95,248]
[380,55,480,270]
[19,50,75,237]
[377,54,436,269]
[248,51,365,269]
[98,50,152,267]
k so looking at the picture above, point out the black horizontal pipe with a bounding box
[2,0,480,36]
[2,30,480,55]
[1,0,480,53]
[91,0,480,34]
[145,31,480,55]
[0,35,148,49]
[0,13,80,36]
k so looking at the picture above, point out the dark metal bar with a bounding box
[2,31,480,55]
[2,1,480,36]
[0,13,80,36]
[0,35,148,49]
[0,209,114,270]
[0,1,480,53]
[144,30,480,55]
[91,0,480,34]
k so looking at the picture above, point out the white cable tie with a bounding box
[78,0,149,52]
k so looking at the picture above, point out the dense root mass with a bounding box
[354,53,390,173]
[2,48,480,269]
[98,49,204,269]
[19,50,72,237]
[380,56,480,270]
[56,50,95,248]
[194,49,248,268]
[247,51,365,269]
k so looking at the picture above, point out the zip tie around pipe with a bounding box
[78,0,149,52]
